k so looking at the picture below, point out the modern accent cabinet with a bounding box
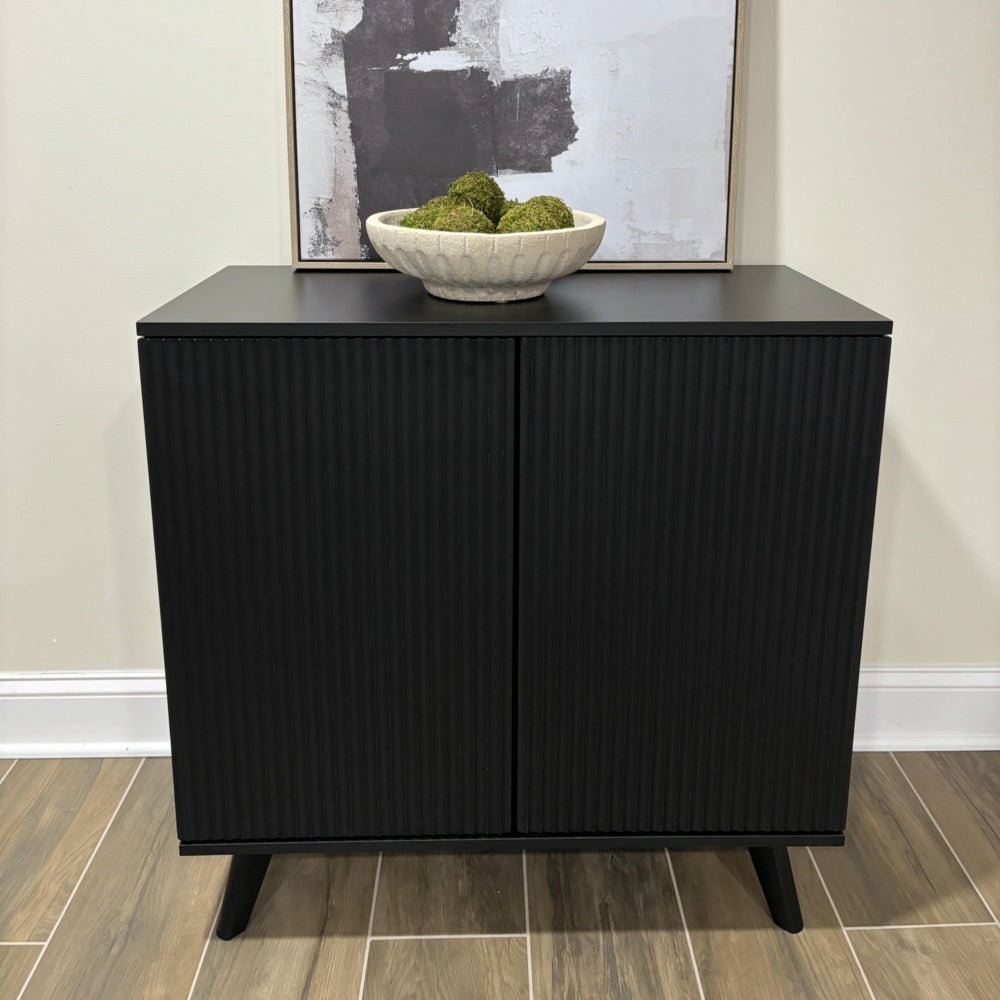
[138,266,891,938]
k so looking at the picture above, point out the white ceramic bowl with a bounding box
[365,209,606,302]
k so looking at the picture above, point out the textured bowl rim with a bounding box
[366,208,606,238]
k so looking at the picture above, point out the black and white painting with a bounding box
[289,0,740,265]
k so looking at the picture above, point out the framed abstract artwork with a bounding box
[286,1,744,268]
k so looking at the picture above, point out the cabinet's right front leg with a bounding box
[216,854,272,940]
[748,846,803,933]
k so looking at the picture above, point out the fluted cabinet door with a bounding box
[517,336,890,835]
[139,337,515,843]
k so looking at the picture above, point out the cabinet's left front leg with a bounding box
[216,854,272,940]
[748,846,803,933]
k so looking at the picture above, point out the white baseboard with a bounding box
[0,671,170,758]
[853,665,1000,750]
[0,666,997,758]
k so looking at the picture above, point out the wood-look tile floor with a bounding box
[1,752,998,999]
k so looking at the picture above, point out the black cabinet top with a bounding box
[137,265,891,338]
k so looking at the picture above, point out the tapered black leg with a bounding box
[216,854,272,940]
[749,846,803,933]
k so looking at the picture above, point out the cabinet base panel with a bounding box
[182,831,843,855]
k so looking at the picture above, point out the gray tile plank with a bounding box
[19,760,228,1000]
[0,945,41,1000]
[673,848,871,999]
[363,937,528,1000]
[192,853,377,1000]
[895,751,1000,918]
[811,753,990,926]
[0,758,137,940]
[527,851,701,1000]
[851,925,1000,1000]
[373,853,524,936]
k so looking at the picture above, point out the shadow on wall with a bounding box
[106,390,164,670]
[862,423,1000,664]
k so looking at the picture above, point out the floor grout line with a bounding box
[15,757,146,1000]
[664,850,706,1000]
[890,751,1000,927]
[844,921,998,932]
[185,895,225,1000]
[522,850,534,1000]
[806,847,878,1000]
[0,942,45,947]
[356,852,383,1000]
[370,933,530,941]
[0,759,17,786]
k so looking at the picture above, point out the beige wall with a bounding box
[0,2,290,672]
[737,1,1000,664]
[1,2,997,674]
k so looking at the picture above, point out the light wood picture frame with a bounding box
[285,0,744,270]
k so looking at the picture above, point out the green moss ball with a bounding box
[497,203,559,233]
[433,204,496,234]
[400,196,460,229]
[525,195,574,229]
[400,207,437,229]
[497,195,574,234]
[501,197,522,216]
[447,172,506,226]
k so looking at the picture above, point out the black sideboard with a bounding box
[137,266,891,939]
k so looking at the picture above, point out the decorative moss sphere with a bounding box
[395,181,576,235]
[448,172,506,226]
[400,196,460,229]
[497,202,560,233]
[433,204,496,234]
[400,207,437,229]
[526,195,573,229]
